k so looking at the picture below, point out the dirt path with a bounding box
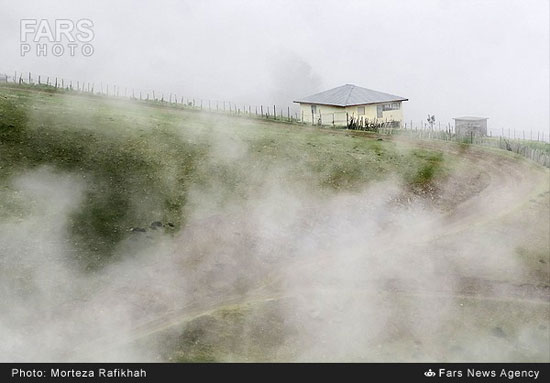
[71,275,548,360]
[402,138,549,235]
[71,137,549,360]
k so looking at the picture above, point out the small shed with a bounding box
[453,116,488,137]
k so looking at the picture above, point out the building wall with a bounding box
[298,102,404,126]
[455,120,488,137]
[298,104,345,125]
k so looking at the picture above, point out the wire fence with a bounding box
[379,127,550,168]
[0,71,301,123]
[310,112,549,167]
[1,70,549,168]
[309,110,548,143]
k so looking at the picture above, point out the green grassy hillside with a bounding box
[2,86,547,363]
[0,87,450,270]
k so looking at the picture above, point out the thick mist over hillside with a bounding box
[0,0,549,365]
[0,91,548,361]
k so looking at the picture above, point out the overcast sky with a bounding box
[1,0,548,134]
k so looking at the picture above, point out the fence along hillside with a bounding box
[0,71,302,122]
[1,71,548,168]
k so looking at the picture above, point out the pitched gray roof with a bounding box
[453,116,488,120]
[294,84,408,107]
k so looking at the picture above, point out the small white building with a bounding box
[453,116,488,137]
[294,84,408,127]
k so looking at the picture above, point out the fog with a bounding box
[0,104,548,361]
[0,0,548,133]
[0,0,549,363]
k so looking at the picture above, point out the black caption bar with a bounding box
[1,363,549,382]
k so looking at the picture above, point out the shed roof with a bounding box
[293,84,408,107]
[453,116,488,121]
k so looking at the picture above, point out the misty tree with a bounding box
[427,114,435,130]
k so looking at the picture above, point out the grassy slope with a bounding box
[1,86,547,362]
[0,87,448,270]
[153,294,549,362]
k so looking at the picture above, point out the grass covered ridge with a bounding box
[0,87,452,270]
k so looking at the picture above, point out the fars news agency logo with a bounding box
[424,369,436,378]
[20,19,94,57]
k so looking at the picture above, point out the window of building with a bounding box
[377,105,383,118]
[357,106,365,115]
[382,103,400,111]
[311,105,317,114]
